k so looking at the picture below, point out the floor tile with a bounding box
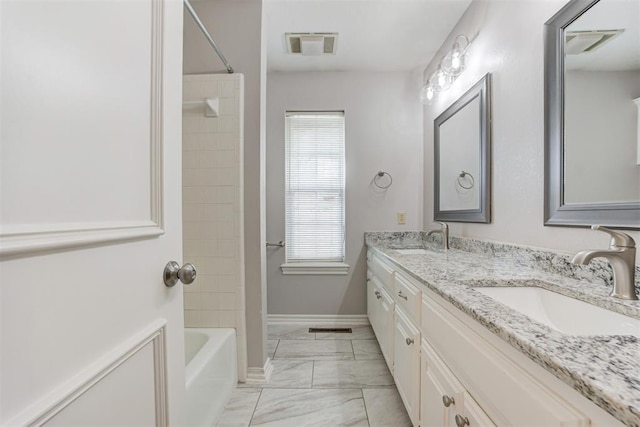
[268,325,315,340]
[274,340,354,360]
[249,388,368,426]
[267,340,278,358]
[263,359,313,388]
[316,325,375,340]
[216,388,262,427]
[313,360,394,388]
[363,388,412,426]
[352,339,384,360]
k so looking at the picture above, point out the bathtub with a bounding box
[185,328,237,427]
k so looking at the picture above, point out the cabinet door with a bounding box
[379,287,395,372]
[421,339,459,427]
[457,392,496,427]
[394,308,421,426]
[367,273,379,333]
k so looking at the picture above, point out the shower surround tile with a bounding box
[250,389,368,427]
[182,73,246,381]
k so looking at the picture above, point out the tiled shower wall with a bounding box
[182,73,246,379]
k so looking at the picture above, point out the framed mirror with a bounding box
[434,73,491,223]
[544,0,640,229]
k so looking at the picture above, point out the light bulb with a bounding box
[442,35,469,78]
[451,55,461,70]
[420,85,435,104]
[429,67,452,92]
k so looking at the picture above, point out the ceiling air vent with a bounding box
[285,33,338,56]
[565,30,624,55]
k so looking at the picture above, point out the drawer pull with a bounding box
[398,291,408,300]
[374,291,382,300]
[442,395,455,407]
[455,415,470,427]
[405,337,414,345]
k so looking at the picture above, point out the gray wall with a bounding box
[564,70,640,204]
[183,0,268,368]
[421,0,640,262]
[266,71,424,315]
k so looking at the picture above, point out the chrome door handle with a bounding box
[455,414,470,427]
[442,395,455,407]
[266,241,285,247]
[163,261,197,287]
[406,337,414,345]
[398,291,408,300]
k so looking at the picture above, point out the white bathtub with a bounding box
[185,328,237,427]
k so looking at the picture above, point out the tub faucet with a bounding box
[571,225,637,300]
[427,221,449,250]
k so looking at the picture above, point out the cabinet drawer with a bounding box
[422,293,589,426]
[394,272,421,323]
[370,254,394,291]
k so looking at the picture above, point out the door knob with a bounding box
[163,261,197,287]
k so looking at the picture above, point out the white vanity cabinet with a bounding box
[367,252,395,372]
[421,338,495,427]
[394,307,421,426]
[366,248,625,427]
[421,288,623,427]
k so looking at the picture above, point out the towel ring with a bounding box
[373,171,393,189]
[457,171,474,190]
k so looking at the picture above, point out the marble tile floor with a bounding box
[216,324,412,427]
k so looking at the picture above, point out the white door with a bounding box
[1,0,186,425]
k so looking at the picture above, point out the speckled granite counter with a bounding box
[365,231,640,426]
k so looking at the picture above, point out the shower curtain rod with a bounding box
[183,0,234,74]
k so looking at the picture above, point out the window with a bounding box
[282,111,348,275]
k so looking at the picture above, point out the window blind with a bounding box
[285,112,345,263]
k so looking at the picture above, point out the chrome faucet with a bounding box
[427,221,449,250]
[571,225,637,300]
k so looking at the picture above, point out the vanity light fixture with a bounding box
[420,34,471,105]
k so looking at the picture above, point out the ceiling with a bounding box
[565,0,640,71]
[264,0,472,73]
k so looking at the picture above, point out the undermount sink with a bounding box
[475,286,640,337]
[394,248,430,255]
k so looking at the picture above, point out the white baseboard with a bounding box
[267,314,370,326]
[244,357,274,385]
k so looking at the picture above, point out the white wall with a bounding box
[565,70,640,204]
[421,0,640,262]
[183,0,268,370]
[267,71,423,315]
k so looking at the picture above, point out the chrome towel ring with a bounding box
[373,171,393,189]
[457,171,475,189]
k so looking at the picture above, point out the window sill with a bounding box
[281,262,350,275]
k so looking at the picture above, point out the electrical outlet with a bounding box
[397,212,406,225]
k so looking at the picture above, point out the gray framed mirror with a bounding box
[544,0,640,229]
[434,73,491,223]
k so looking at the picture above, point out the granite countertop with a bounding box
[365,232,640,426]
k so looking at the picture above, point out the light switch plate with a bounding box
[397,212,406,225]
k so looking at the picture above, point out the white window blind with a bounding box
[285,112,345,263]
